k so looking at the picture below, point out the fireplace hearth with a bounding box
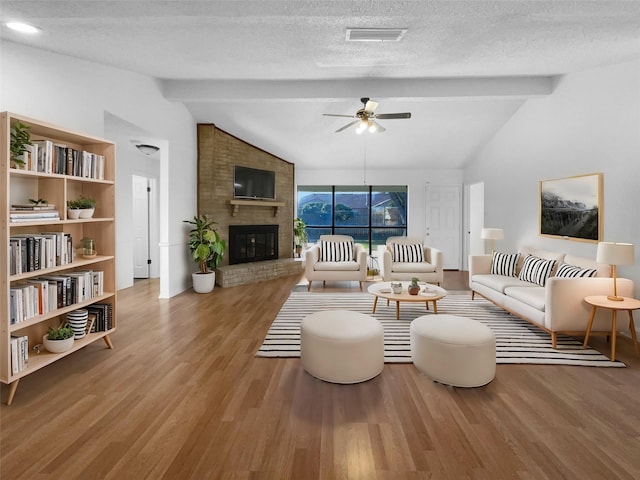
[229,224,279,265]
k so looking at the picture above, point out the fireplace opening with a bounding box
[228,224,279,265]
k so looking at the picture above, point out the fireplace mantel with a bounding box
[228,199,285,217]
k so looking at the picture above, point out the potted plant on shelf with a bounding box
[67,195,96,219]
[9,121,31,168]
[183,214,226,293]
[43,326,75,353]
[293,217,308,258]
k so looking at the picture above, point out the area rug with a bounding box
[256,292,625,367]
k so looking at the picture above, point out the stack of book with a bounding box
[87,303,113,332]
[10,204,60,223]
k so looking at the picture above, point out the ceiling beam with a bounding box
[161,76,555,102]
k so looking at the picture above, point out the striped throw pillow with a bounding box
[490,252,520,277]
[555,263,597,278]
[518,255,556,286]
[320,241,354,262]
[391,243,424,263]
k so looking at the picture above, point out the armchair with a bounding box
[379,236,443,285]
[304,235,368,291]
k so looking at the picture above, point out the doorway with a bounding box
[132,174,158,279]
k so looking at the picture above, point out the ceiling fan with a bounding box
[323,97,411,133]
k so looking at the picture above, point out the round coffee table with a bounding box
[367,282,447,320]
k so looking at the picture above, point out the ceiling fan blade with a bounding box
[335,120,359,133]
[370,120,386,133]
[364,100,378,114]
[375,112,412,119]
[323,113,356,118]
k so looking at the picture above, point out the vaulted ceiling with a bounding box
[2,1,640,169]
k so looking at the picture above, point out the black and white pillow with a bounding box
[518,255,556,286]
[321,241,354,262]
[391,243,424,263]
[490,252,520,277]
[555,263,597,278]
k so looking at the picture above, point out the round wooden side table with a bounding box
[583,295,640,362]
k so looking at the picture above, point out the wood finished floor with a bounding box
[2,271,640,479]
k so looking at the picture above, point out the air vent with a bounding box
[346,28,407,42]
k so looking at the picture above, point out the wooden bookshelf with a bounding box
[1,112,117,405]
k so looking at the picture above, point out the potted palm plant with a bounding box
[293,217,308,258]
[183,214,226,293]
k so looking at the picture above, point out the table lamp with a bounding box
[596,242,635,301]
[481,228,504,255]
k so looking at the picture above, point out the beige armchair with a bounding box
[304,235,368,291]
[379,236,443,285]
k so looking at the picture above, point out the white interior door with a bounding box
[425,184,462,270]
[132,175,150,279]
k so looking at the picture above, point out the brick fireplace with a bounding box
[197,124,302,286]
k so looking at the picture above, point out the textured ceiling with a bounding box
[2,1,640,169]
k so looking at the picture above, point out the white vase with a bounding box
[192,271,216,293]
[67,208,81,220]
[79,207,95,219]
[43,334,74,353]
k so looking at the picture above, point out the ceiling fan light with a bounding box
[369,123,377,133]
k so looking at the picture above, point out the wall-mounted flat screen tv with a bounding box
[233,165,276,200]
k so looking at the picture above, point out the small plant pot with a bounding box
[79,208,95,219]
[408,285,420,295]
[192,271,216,293]
[43,334,74,353]
[67,208,81,220]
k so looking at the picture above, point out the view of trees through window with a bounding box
[297,185,408,254]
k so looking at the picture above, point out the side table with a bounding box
[583,295,640,362]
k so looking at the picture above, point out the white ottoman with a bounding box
[301,310,384,384]
[410,315,496,387]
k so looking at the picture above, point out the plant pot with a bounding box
[67,208,81,220]
[192,271,216,293]
[43,334,74,353]
[408,284,420,295]
[79,207,95,219]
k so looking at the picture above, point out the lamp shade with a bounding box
[596,242,635,266]
[481,228,504,240]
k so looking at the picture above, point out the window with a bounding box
[297,185,408,253]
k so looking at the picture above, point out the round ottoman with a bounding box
[301,310,384,384]
[410,315,496,387]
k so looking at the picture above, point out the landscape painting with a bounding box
[539,173,602,242]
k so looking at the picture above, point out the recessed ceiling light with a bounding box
[6,22,41,34]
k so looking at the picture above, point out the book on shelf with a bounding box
[11,203,56,210]
[10,335,29,374]
[9,233,72,274]
[87,303,113,332]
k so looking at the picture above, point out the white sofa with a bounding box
[304,235,367,291]
[469,246,634,348]
[379,236,443,285]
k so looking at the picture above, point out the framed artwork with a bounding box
[539,173,602,242]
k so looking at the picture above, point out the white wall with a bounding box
[465,59,640,295]
[0,41,197,297]
[295,168,464,240]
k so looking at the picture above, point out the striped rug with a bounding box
[256,292,625,367]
